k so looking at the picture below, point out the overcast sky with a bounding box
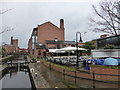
[1,0,104,48]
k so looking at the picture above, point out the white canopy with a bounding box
[56,46,87,52]
[48,49,65,53]
[48,49,59,53]
[49,47,86,53]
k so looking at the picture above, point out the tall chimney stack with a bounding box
[11,36,13,45]
[60,19,64,29]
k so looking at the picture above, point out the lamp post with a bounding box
[76,32,82,68]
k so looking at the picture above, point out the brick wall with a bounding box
[37,22,64,44]
[28,19,65,57]
[2,44,16,54]
[42,61,120,81]
[12,39,18,51]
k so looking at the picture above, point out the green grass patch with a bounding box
[51,63,77,71]
[2,53,20,63]
[40,59,90,73]
[90,64,120,69]
[40,59,77,71]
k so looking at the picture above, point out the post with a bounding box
[10,69,12,77]
[76,32,82,68]
[93,71,95,88]
[11,60,12,66]
[49,59,51,70]
[63,69,65,80]
[76,33,78,68]
[75,71,77,83]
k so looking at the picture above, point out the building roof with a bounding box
[19,48,28,50]
[31,21,61,37]
[2,44,14,47]
[45,40,75,45]
[38,21,60,29]
[94,34,120,41]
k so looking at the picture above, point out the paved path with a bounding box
[27,56,50,88]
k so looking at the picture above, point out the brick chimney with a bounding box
[11,36,13,45]
[60,19,64,29]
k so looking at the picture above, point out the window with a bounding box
[57,45,60,49]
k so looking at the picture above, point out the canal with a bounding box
[0,55,119,89]
[0,55,35,89]
[1,67,31,88]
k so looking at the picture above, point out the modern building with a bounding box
[93,34,120,49]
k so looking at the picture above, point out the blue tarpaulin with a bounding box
[85,64,90,70]
[87,58,119,66]
[104,58,119,66]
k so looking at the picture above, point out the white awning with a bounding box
[48,49,65,53]
[48,49,59,53]
[56,46,87,52]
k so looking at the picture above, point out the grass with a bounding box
[52,63,77,71]
[40,59,77,71]
[90,64,120,69]
[39,59,90,73]
[2,53,20,63]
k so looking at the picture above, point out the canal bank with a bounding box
[27,56,119,88]
[42,59,119,82]
[27,56,50,88]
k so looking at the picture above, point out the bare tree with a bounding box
[0,26,14,34]
[89,0,120,36]
[0,9,14,34]
[0,9,12,14]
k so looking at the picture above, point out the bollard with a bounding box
[31,68,34,73]
[35,73,37,78]
[55,86,58,90]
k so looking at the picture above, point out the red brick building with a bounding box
[2,44,16,54]
[2,36,19,54]
[28,19,76,57]
[19,48,28,54]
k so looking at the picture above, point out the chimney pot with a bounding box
[11,36,13,45]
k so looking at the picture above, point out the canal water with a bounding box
[1,67,31,88]
[1,55,32,89]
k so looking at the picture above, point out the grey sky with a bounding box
[1,0,104,48]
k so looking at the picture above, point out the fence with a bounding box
[43,60,120,85]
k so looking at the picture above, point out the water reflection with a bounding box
[1,67,31,88]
